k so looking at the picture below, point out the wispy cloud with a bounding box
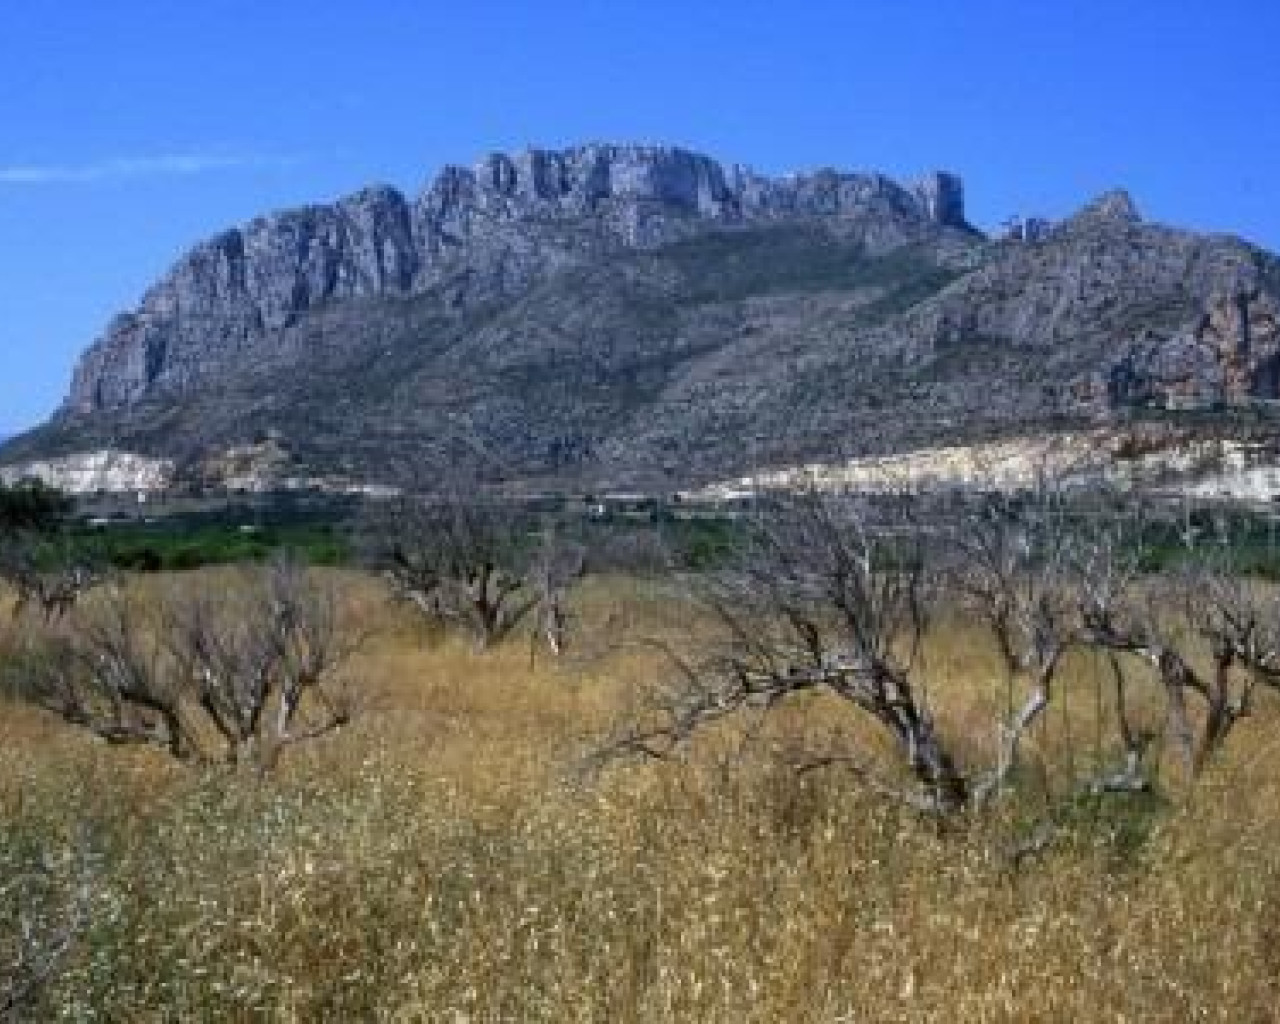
[0,151,300,185]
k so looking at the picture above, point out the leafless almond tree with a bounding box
[0,539,104,624]
[935,489,1079,801]
[607,484,1280,816]
[1078,537,1280,777]
[7,557,357,772]
[370,492,584,653]
[611,491,970,813]
[528,524,587,657]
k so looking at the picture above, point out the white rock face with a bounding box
[0,450,173,494]
[687,432,1280,504]
[0,442,404,498]
[688,434,1110,500]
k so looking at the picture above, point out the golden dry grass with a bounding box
[3,570,1280,1021]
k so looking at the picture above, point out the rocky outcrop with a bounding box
[0,451,173,493]
[901,191,1269,360]
[1101,289,1280,408]
[1059,189,1142,232]
[912,172,967,231]
[64,144,971,414]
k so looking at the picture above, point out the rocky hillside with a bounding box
[6,142,1280,493]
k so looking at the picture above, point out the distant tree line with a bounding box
[0,480,71,535]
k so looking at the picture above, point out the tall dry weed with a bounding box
[0,571,1277,1020]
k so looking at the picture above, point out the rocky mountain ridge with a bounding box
[66,144,967,414]
[7,141,1280,495]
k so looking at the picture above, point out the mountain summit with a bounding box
[64,143,969,415]
[6,142,1279,492]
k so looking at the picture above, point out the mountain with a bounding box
[5,142,1280,494]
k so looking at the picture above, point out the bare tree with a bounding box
[1060,502,1162,792]
[0,481,102,625]
[934,488,1082,802]
[0,539,104,624]
[20,594,195,759]
[612,491,969,813]
[11,566,105,624]
[8,558,357,772]
[608,485,1280,816]
[372,492,584,654]
[163,558,357,768]
[1078,533,1280,777]
[527,524,587,657]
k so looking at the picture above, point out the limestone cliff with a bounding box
[66,144,969,414]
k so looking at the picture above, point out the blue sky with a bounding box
[2,0,1278,435]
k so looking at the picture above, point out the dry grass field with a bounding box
[4,570,1280,1021]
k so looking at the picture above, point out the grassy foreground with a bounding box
[4,572,1280,1021]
